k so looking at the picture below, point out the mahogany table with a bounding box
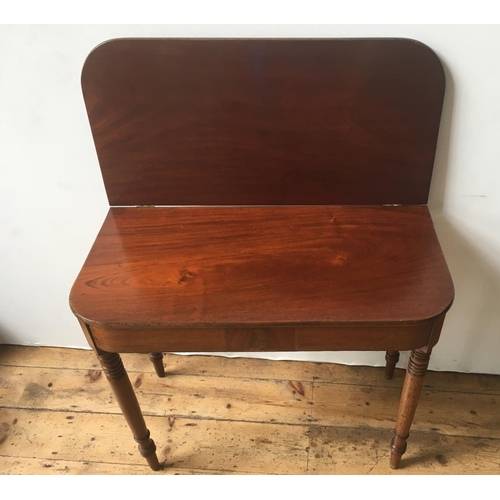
[70,38,454,471]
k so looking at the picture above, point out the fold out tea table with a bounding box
[70,37,454,470]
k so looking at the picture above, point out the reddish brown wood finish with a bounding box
[70,206,453,329]
[72,38,454,471]
[149,353,165,378]
[390,347,433,469]
[82,38,445,206]
[91,327,227,353]
[97,351,161,470]
[385,350,400,380]
[89,323,433,354]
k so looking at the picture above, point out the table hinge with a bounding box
[135,205,155,208]
[383,204,402,207]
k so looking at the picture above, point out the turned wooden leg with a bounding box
[385,350,400,380]
[149,352,165,378]
[98,352,162,471]
[390,348,430,469]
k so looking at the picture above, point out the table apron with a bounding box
[90,323,434,353]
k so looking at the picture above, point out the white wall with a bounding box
[1,25,499,374]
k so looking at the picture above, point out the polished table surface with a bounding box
[70,205,453,329]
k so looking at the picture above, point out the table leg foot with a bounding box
[98,351,162,471]
[385,350,400,380]
[135,429,162,471]
[149,352,166,378]
[389,348,430,469]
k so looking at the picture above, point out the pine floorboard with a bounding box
[0,345,499,475]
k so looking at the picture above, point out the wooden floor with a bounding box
[0,345,499,475]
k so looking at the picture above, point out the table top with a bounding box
[82,38,445,206]
[70,206,454,329]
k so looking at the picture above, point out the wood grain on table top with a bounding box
[70,206,454,329]
[82,38,445,206]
